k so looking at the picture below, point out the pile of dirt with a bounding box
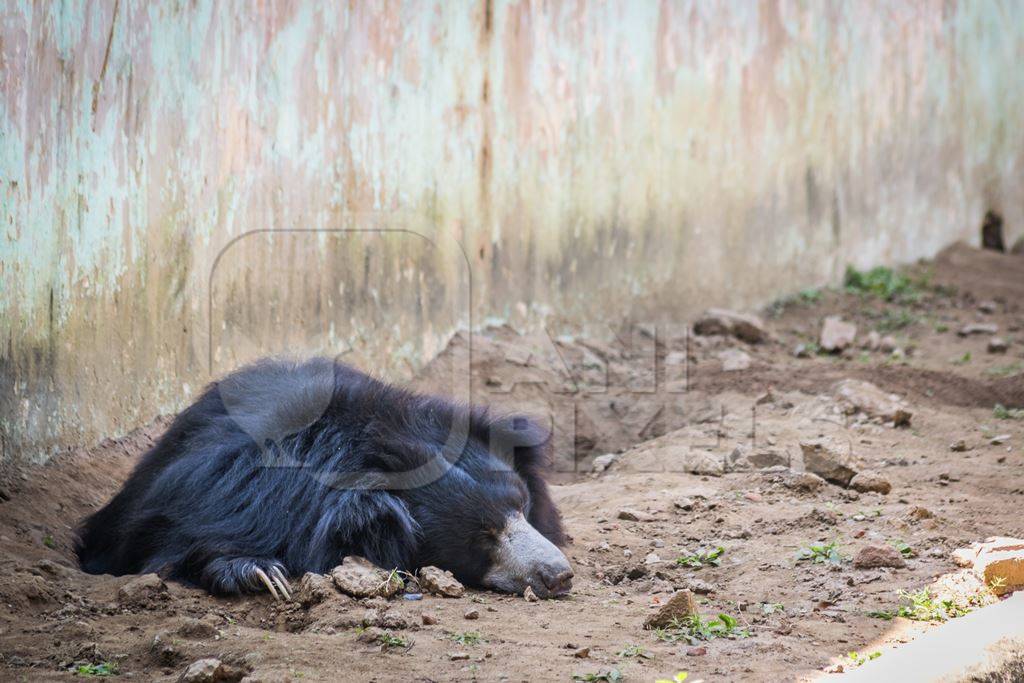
[0,243,1021,681]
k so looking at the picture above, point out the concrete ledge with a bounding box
[834,592,1024,682]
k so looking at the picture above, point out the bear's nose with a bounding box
[538,564,574,596]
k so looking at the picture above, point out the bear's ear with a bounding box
[486,414,567,547]
[309,489,420,570]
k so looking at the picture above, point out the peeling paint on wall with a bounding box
[2,1,1023,463]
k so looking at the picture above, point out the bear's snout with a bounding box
[482,512,573,598]
[534,561,573,598]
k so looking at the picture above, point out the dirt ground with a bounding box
[1,242,1022,682]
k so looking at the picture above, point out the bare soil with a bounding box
[1,242,1022,682]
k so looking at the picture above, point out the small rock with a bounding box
[958,322,998,336]
[686,647,708,656]
[693,308,769,344]
[573,647,590,659]
[793,343,812,358]
[644,590,698,629]
[820,316,857,352]
[782,470,827,493]
[421,613,438,625]
[718,348,752,372]
[861,331,881,351]
[178,658,230,683]
[118,573,168,607]
[832,379,912,426]
[950,439,969,452]
[978,300,998,314]
[849,471,892,495]
[464,608,480,620]
[402,593,422,601]
[645,552,661,565]
[449,652,470,661]
[906,506,934,520]
[853,545,906,569]
[419,566,465,598]
[990,434,1011,446]
[295,572,333,607]
[950,537,1024,596]
[988,337,1009,354]
[681,578,716,594]
[746,449,790,469]
[618,508,655,522]
[879,335,899,353]
[331,556,402,598]
[591,453,617,473]
[800,438,859,487]
[523,586,539,602]
[674,497,695,511]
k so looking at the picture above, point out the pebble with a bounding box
[421,613,438,625]
[524,586,539,602]
[988,337,1009,354]
[573,647,590,659]
[464,608,480,620]
[950,439,968,452]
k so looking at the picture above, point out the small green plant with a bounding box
[617,644,652,659]
[450,631,485,646]
[844,266,918,302]
[796,540,843,565]
[43,534,56,549]
[572,670,622,682]
[934,323,949,333]
[760,602,785,615]
[377,631,410,651]
[890,540,915,558]
[675,546,725,569]
[767,288,822,317]
[848,651,882,667]
[985,362,1024,378]
[994,404,1024,420]
[867,609,895,620]
[896,589,970,622]
[655,673,689,683]
[951,352,972,366]
[875,308,917,332]
[654,613,749,645]
[72,662,118,677]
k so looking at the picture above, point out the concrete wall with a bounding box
[3,0,1023,463]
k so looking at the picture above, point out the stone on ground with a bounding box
[951,537,1024,596]
[693,308,769,344]
[178,658,235,683]
[853,545,906,569]
[819,316,857,352]
[331,556,403,598]
[800,438,859,487]
[849,471,892,495]
[644,589,698,629]
[987,337,1009,354]
[418,566,465,598]
[832,378,912,426]
[718,348,752,371]
[295,572,333,607]
[958,322,998,336]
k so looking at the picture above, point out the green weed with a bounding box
[675,546,725,569]
[796,540,843,565]
[653,613,749,645]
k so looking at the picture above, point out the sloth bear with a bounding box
[76,358,572,600]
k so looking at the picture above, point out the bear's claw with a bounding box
[250,565,291,601]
